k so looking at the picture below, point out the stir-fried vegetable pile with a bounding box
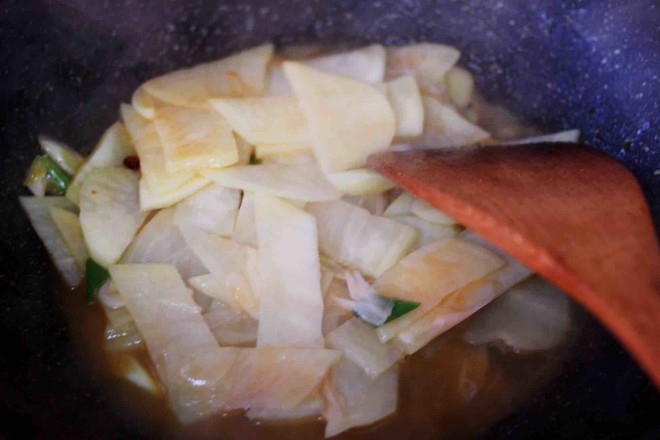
[20,43,578,437]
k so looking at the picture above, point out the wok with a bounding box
[0,0,658,438]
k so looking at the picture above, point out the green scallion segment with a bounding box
[384,298,421,324]
[24,155,72,196]
[85,258,109,303]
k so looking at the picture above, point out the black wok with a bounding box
[0,0,658,438]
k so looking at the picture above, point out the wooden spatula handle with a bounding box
[369,144,660,387]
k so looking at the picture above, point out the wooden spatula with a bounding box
[368,143,660,387]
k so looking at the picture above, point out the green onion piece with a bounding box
[384,298,421,324]
[353,294,421,327]
[85,258,109,303]
[24,155,72,196]
[249,151,262,165]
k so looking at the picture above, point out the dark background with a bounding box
[1,0,658,438]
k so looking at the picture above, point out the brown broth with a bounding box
[57,273,579,440]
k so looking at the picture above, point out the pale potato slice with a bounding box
[304,44,386,83]
[131,87,158,120]
[181,227,260,320]
[386,43,460,90]
[374,238,505,342]
[20,197,81,287]
[247,392,323,421]
[265,45,386,96]
[397,256,532,355]
[234,133,254,165]
[154,105,238,172]
[264,60,290,96]
[109,264,241,423]
[383,192,414,217]
[255,194,324,348]
[410,197,456,225]
[121,104,210,209]
[139,177,210,211]
[142,43,274,107]
[508,129,581,145]
[307,200,418,277]
[202,163,341,202]
[283,62,395,173]
[254,143,311,158]
[377,75,424,138]
[79,167,148,267]
[218,348,341,411]
[326,168,395,196]
[324,359,398,437]
[49,206,88,271]
[412,97,490,148]
[209,96,310,146]
[326,318,403,378]
[232,191,257,246]
[392,215,460,251]
[445,66,474,109]
[66,122,135,205]
[173,184,240,237]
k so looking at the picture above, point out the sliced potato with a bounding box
[326,168,396,196]
[392,215,460,250]
[210,96,310,146]
[412,97,490,148]
[121,104,210,209]
[283,62,395,173]
[142,43,274,107]
[265,45,386,96]
[202,299,258,347]
[378,75,424,138]
[445,66,474,109]
[131,87,158,120]
[343,194,388,216]
[139,177,210,211]
[109,264,240,423]
[386,43,460,90]
[180,226,260,320]
[232,191,257,246]
[304,44,386,83]
[374,238,505,342]
[383,192,414,217]
[508,129,581,145]
[247,392,323,421]
[154,105,238,172]
[49,206,88,271]
[121,208,207,281]
[234,133,254,165]
[218,348,341,412]
[255,194,324,348]
[202,163,341,202]
[396,255,532,354]
[264,60,289,96]
[20,196,81,288]
[463,276,570,352]
[254,143,311,159]
[324,359,398,437]
[410,197,456,225]
[326,318,403,378]
[307,200,418,277]
[79,167,148,267]
[173,183,240,237]
[66,122,135,204]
